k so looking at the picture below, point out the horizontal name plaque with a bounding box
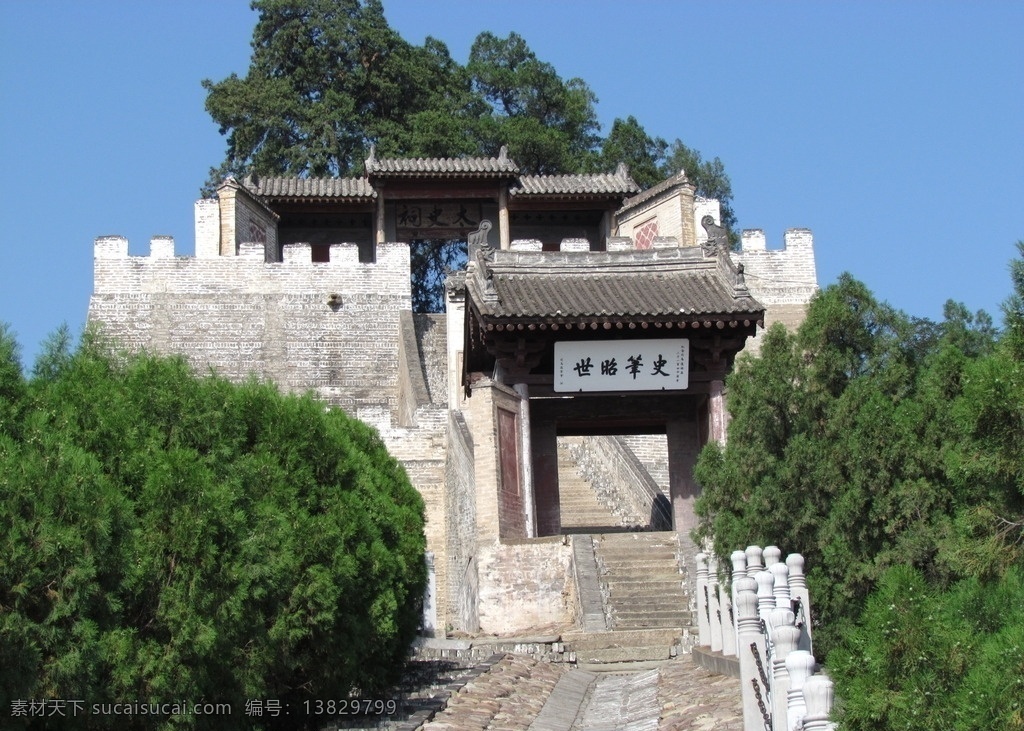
[554,339,689,392]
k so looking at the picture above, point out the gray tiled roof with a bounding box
[466,248,763,321]
[365,154,520,177]
[617,170,691,215]
[511,169,641,197]
[245,176,376,200]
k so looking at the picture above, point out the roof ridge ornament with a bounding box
[701,215,728,257]
[467,219,494,259]
[734,262,749,297]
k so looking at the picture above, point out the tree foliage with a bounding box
[0,331,426,730]
[202,1,741,290]
[694,246,1024,727]
[202,4,603,190]
[829,566,1024,730]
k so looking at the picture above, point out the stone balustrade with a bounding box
[694,546,835,731]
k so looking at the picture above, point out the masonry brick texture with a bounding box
[90,237,410,412]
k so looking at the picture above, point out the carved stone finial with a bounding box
[365,143,377,172]
[731,550,747,576]
[701,214,728,257]
[498,145,508,162]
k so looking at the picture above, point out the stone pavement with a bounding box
[409,654,742,731]
[420,655,569,731]
[656,657,743,731]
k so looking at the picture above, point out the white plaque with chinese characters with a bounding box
[554,339,689,392]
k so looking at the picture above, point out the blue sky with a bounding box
[1,1,1021,369]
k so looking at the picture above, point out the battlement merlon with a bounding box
[734,228,819,305]
[739,228,814,253]
[91,236,412,299]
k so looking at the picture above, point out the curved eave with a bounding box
[367,171,520,182]
[474,313,764,334]
[260,194,378,204]
[508,192,634,203]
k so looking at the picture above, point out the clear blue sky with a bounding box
[1,1,1021,369]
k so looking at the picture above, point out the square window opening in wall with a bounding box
[311,244,330,263]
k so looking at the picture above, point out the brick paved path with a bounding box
[421,655,569,731]
[410,654,742,731]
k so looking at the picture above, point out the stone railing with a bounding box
[694,546,835,731]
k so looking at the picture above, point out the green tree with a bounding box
[0,323,24,437]
[694,245,1024,725]
[1,332,426,730]
[829,566,1024,731]
[693,272,1012,652]
[202,0,472,191]
[202,3,739,310]
[466,31,600,174]
[595,115,668,189]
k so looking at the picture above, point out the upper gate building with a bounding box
[88,149,818,636]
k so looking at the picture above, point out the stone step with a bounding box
[597,542,678,550]
[562,628,683,651]
[604,573,684,585]
[613,604,689,615]
[597,539,677,549]
[589,524,692,637]
[601,563,681,574]
[613,611,691,625]
[602,589,684,606]
[598,553,679,565]
[604,575,685,586]
[575,644,675,664]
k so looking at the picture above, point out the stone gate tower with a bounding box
[88,150,818,637]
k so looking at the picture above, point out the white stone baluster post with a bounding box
[745,545,764,578]
[763,544,782,568]
[696,552,710,647]
[755,570,776,622]
[730,550,746,658]
[787,553,813,654]
[708,557,723,653]
[768,608,800,731]
[720,558,737,657]
[802,674,836,730]
[785,650,815,731]
[770,561,791,611]
[735,578,769,731]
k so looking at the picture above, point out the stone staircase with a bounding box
[595,532,691,631]
[559,532,694,668]
[557,440,625,531]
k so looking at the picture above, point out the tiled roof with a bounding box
[466,248,763,322]
[511,168,641,197]
[365,151,520,177]
[617,170,691,215]
[245,176,376,200]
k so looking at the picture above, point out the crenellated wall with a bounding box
[733,229,819,352]
[89,236,411,413]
